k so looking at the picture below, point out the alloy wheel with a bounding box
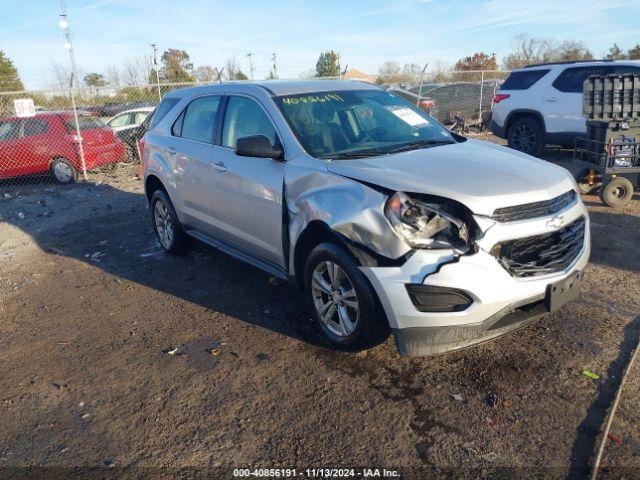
[311,261,359,337]
[512,124,537,152]
[154,200,174,249]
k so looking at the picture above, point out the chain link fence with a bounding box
[0,70,511,194]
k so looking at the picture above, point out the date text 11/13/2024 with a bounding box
[232,468,401,477]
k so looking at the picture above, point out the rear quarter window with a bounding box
[501,69,550,90]
[148,97,180,130]
[552,66,612,93]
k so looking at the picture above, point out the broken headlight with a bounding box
[385,192,470,252]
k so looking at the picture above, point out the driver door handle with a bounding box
[167,146,177,153]
[545,97,558,102]
[212,160,226,172]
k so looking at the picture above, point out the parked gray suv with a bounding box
[142,80,590,356]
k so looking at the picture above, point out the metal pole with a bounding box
[151,44,161,101]
[416,63,428,107]
[59,0,88,181]
[478,70,485,127]
[341,64,348,80]
[271,52,277,79]
[215,67,224,84]
[246,53,254,80]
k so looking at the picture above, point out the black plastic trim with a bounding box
[405,284,473,312]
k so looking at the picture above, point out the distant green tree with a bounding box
[0,50,24,92]
[315,51,341,77]
[83,72,107,87]
[160,49,195,83]
[628,43,640,60]
[606,43,627,60]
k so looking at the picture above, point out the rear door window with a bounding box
[148,97,180,130]
[552,66,613,93]
[501,69,550,90]
[22,118,49,137]
[179,96,221,144]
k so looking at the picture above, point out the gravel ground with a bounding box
[1,139,639,479]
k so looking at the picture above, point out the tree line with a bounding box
[1,34,640,94]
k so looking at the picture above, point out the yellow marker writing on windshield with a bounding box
[282,93,344,106]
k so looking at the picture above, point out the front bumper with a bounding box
[360,200,590,356]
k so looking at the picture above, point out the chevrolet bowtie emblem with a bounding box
[546,216,565,229]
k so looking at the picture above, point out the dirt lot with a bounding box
[1,139,639,479]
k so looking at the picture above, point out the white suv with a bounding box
[491,60,640,155]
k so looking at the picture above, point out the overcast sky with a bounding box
[2,0,640,89]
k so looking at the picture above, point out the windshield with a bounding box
[274,89,455,159]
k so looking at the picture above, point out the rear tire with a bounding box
[507,117,544,156]
[303,242,388,350]
[150,189,189,254]
[120,143,138,166]
[600,177,634,208]
[50,157,77,184]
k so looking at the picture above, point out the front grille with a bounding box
[492,217,586,277]
[491,190,576,222]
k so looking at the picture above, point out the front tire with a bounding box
[507,117,543,156]
[150,189,189,254]
[303,243,387,350]
[50,157,77,184]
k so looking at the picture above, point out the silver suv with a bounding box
[142,80,590,356]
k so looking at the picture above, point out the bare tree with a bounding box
[224,57,248,80]
[427,60,452,83]
[193,65,217,83]
[106,64,121,87]
[377,61,415,84]
[120,56,153,86]
[502,33,555,70]
[555,40,593,62]
[378,61,401,76]
[49,62,72,90]
[402,63,423,82]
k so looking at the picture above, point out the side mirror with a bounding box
[235,135,283,160]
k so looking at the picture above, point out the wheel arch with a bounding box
[504,109,546,134]
[292,220,410,290]
[145,174,167,203]
[293,221,347,290]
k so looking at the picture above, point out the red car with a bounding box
[0,111,126,183]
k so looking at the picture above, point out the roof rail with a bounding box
[523,59,614,68]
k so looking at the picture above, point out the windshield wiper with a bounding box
[385,139,455,154]
[320,151,386,160]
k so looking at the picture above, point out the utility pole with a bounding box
[58,0,87,181]
[151,44,162,101]
[246,52,255,80]
[416,62,429,108]
[271,52,278,79]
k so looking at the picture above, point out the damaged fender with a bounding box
[284,163,412,277]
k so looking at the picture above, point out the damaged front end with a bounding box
[285,163,483,282]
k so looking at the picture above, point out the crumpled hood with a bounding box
[326,139,576,216]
